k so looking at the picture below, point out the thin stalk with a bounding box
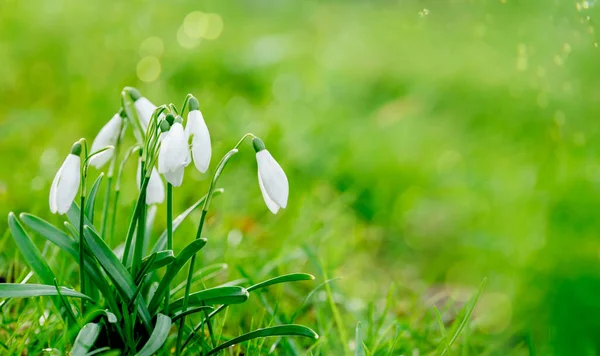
[100,118,126,238]
[108,190,119,247]
[133,160,147,275]
[165,183,173,315]
[175,210,208,356]
[175,134,254,355]
[79,139,88,314]
[122,176,149,267]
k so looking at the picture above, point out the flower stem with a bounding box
[175,209,208,356]
[164,183,173,316]
[79,194,86,314]
[132,160,147,275]
[100,119,126,241]
[174,135,252,355]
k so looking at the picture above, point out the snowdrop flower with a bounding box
[185,97,211,173]
[137,160,165,205]
[158,117,190,187]
[49,142,82,214]
[129,88,156,131]
[253,138,289,214]
[88,113,123,169]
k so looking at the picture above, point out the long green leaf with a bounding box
[85,173,104,223]
[0,283,93,301]
[83,226,152,329]
[136,314,172,356]
[148,238,207,314]
[169,286,249,314]
[439,278,487,356]
[67,203,95,233]
[72,322,102,356]
[7,212,61,311]
[247,273,315,292]
[170,263,228,297]
[141,250,174,274]
[205,325,319,356]
[150,189,223,254]
[20,213,122,321]
[171,305,214,322]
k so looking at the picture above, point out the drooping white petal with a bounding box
[186,110,211,173]
[89,114,122,168]
[256,150,288,209]
[163,166,185,187]
[158,123,190,186]
[49,164,63,214]
[137,160,165,205]
[258,172,280,214]
[134,97,156,131]
[52,154,81,214]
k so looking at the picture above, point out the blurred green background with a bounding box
[1,0,600,354]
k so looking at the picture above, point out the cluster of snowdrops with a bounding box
[3,87,318,355]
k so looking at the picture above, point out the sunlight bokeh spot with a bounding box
[136,56,161,82]
[177,25,200,49]
[183,11,209,39]
[139,37,164,57]
[203,13,223,40]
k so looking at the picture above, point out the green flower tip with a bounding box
[252,137,266,152]
[174,115,183,124]
[188,96,200,111]
[165,113,175,126]
[128,87,142,101]
[70,142,82,156]
[118,107,127,117]
[159,119,171,132]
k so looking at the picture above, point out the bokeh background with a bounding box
[1,0,600,354]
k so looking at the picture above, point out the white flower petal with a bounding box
[256,150,288,209]
[258,172,280,214]
[134,97,156,131]
[164,166,185,187]
[89,114,122,168]
[49,164,63,214]
[187,110,211,173]
[169,123,190,170]
[55,154,81,214]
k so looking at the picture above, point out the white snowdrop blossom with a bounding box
[253,138,289,214]
[137,160,165,205]
[89,113,122,169]
[49,142,82,215]
[158,121,190,186]
[134,96,156,131]
[185,97,211,173]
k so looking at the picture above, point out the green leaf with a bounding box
[169,286,249,314]
[205,325,319,356]
[355,321,365,356]
[8,213,56,285]
[141,250,174,274]
[85,173,104,224]
[247,273,315,292]
[67,203,95,233]
[438,278,487,356]
[7,213,62,311]
[136,314,172,356]
[171,305,214,322]
[150,189,223,254]
[148,238,207,314]
[72,322,102,356]
[20,213,122,320]
[0,283,93,302]
[170,263,228,297]
[83,226,152,329]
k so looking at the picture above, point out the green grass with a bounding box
[2,0,600,354]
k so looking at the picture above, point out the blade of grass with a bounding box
[136,313,172,356]
[147,238,207,315]
[205,325,319,356]
[0,283,93,301]
[72,322,102,356]
[169,286,249,314]
[85,173,104,224]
